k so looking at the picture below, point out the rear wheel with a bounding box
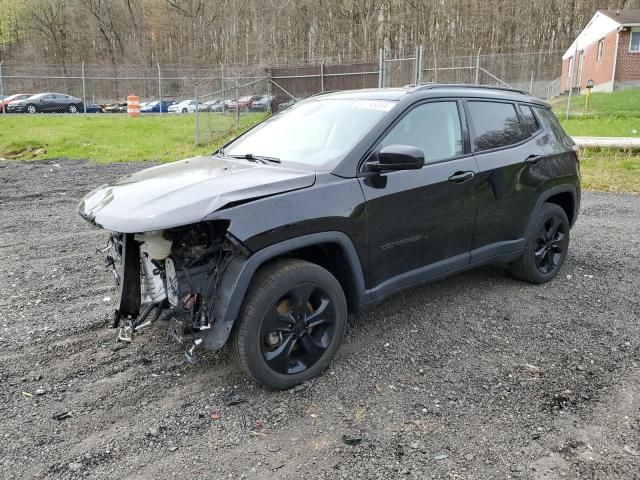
[182,108,187,113]
[68,104,79,113]
[509,203,570,284]
[231,259,347,390]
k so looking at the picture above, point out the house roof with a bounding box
[598,9,640,26]
[562,10,640,58]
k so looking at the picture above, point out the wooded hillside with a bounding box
[1,0,639,68]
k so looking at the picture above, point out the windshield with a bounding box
[224,98,395,168]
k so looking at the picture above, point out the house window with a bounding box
[597,39,605,62]
[631,29,640,52]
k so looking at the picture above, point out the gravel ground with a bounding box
[1,159,639,480]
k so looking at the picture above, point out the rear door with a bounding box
[359,100,480,289]
[467,100,548,262]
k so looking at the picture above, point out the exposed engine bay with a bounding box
[105,221,247,362]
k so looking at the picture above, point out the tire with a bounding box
[182,108,187,113]
[26,104,37,114]
[68,104,79,113]
[509,203,570,284]
[231,259,347,390]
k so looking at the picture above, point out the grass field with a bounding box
[1,103,639,194]
[554,88,640,138]
[580,149,640,194]
[0,113,266,162]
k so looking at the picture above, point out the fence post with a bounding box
[235,78,239,129]
[320,61,325,92]
[566,41,578,120]
[378,48,384,88]
[267,68,272,110]
[417,45,423,85]
[157,63,162,115]
[194,86,200,145]
[414,45,420,85]
[220,63,225,113]
[81,62,87,114]
[0,61,4,115]
[530,70,534,94]
[475,48,481,85]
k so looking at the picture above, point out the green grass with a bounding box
[552,88,640,138]
[580,149,640,194]
[559,115,640,137]
[0,113,266,163]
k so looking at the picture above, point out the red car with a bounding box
[1,93,33,113]
[227,95,262,111]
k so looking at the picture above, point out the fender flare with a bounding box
[524,184,578,241]
[201,231,366,350]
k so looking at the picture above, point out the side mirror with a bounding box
[366,145,425,172]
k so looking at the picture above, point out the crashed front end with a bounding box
[103,223,248,362]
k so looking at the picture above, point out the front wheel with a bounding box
[68,104,79,113]
[231,259,347,390]
[509,203,570,284]
[26,104,37,114]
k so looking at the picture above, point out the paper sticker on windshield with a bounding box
[352,100,394,112]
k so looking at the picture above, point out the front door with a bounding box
[359,100,479,291]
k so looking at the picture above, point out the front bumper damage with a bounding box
[106,225,249,362]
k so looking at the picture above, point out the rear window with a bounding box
[467,101,525,152]
[519,105,541,136]
[534,107,570,146]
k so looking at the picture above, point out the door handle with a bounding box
[448,171,475,183]
[525,154,543,164]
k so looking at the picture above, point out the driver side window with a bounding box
[379,101,463,163]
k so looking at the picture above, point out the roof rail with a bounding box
[414,83,529,95]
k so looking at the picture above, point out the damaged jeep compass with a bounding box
[79,85,580,389]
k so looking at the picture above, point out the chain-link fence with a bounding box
[0,49,566,147]
[194,66,271,145]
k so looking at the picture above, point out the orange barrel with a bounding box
[127,95,140,118]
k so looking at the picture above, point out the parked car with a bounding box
[140,101,174,113]
[198,99,224,112]
[85,104,105,113]
[78,85,580,389]
[250,95,274,112]
[0,93,33,113]
[228,95,261,111]
[7,93,84,113]
[168,99,198,113]
[103,102,126,113]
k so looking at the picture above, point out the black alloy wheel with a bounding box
[509,203,570,284]
[534,216,566,274]
[231,259,347,389]
[260,283,336,375]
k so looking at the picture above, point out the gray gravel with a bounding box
[1,159,639,480]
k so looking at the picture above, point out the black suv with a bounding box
[79,85,580,389]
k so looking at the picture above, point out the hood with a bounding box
[78,156,316,233]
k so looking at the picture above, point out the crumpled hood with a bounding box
[78,155,316,233]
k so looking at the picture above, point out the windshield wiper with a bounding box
[230,153,281,164]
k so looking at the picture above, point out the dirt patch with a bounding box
[1,159,639,479]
